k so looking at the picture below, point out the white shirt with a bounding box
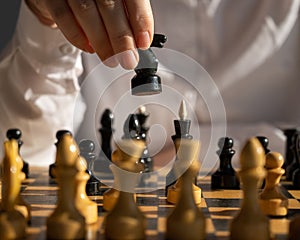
[0,0,299,166]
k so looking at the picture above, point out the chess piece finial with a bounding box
[166,139,205,240]
[211,137,239,189]
[230,138,270,240]
[0,139,27,239]
[259,152,288,216]
[138,105,146,114]
[172,99,192,141]
[179,99,187,121]
[131,33,167,96]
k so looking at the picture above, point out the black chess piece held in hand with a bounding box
[131,33,167,96]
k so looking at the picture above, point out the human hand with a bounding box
[25,0,154,69]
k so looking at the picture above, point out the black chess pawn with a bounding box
[99,109,114,161]
[6,128,29,178]
[79,139,102,196]
[256,136,271,154]
[286,131,300,181]
[131,33,167,96]
[211,137,239,189]
[49,130,72,178]
[256,136,271,188]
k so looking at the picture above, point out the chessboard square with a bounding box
[199,198,207,208]
[202,190,242,199]
[23,195,57,205]
[208,207,239,219]
[205,218,216,234]
[288,199,300,209]
[270,218,289,235]
[157,217,166,233]
[146,218,157,231]
[145,229,158,237]
[137,196,158,206]
[215,231,230,238]
[205,198,241,208]
[288,190,300,200]
[211,218,231,232]
[140,205,158,217]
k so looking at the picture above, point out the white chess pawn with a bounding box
[259,152,288,216]
[166,139,206,240]
[0,139,27,239]
[47,133,86,240]
[230,138,270,240]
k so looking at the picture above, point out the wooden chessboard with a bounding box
[5,167,300,240]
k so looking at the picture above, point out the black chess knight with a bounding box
[131,33,167,96]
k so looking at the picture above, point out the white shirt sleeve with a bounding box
[0,1,85,166]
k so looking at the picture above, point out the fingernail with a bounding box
[137,31,151,50]
[118,50,138,70]
[103,56,119,68]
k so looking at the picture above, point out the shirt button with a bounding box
[59,44,77,55]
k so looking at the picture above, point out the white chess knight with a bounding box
[0,0,299,165]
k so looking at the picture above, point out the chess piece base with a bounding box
[166,218,205,240]
[47,213,85,240]
[230,215,270,240]
[259,198,288,217]
[167,184,201,205]
[131,74,162,96]
[0,211,26,240]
